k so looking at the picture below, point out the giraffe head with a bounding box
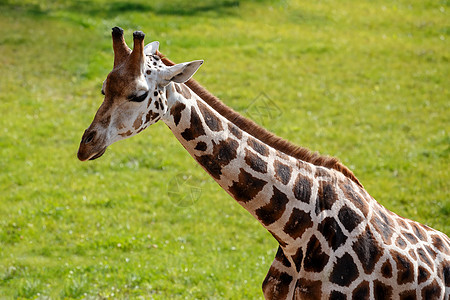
[77,27,203,161]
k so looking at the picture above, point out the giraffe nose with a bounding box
[81,130,96,144]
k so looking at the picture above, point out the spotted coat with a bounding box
[162,82,450,300]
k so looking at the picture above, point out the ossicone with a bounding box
[127,31,146,74]
[111,26,131,67]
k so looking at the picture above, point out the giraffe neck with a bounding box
[160,82,450,299]
[161,82,353,249]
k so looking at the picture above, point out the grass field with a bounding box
[0,0,448,298]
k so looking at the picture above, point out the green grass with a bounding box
[0,0,448,298]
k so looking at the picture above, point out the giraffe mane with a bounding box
[157,51,363,187]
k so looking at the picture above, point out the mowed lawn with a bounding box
[0,0,448,298]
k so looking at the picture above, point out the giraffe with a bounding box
[77,28,450,299]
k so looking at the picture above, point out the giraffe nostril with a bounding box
[84,131,96,144]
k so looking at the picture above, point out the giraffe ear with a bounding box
[160,60,203,86]
[144,41,159,55]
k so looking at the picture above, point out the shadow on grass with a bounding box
[1,0,273,19]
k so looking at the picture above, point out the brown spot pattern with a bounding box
[274,160,292,185]
[303,235,330,273]
[315,182,338,214]
[244,148,267,173]
[180,84,191,99]
[283,208,313,240]
[417,248,433,269]
[255,186,289,226]
[292,174,312,203]
[248,136,269,156]
[418,266,430,284]
[399,290,417,300]
[196,138,238,180]
[408,249,417,261]
[329,291,346,300]
[442,262,450,286]
[119,130,132,137]
[432,235,448,253]
[403,232,418,244]
[181,108,205,141]
[291,247,303,272]
[329,253,359,287]
[145,110,160,124]
[133,113,143,130]
[194,141,207,151]
[317,217,347,250]
[275,246,291,268]
[396,237,407,249]
[352,280,369,300]
[374,280,392,300]
[372,215,394,245]
[392,250,415,285]
[412,223,427,241]
[228,168,267,203]
[397,218,409,230]
[421,280,442,299]
[198,101,223,132]
[339,182,369,217]
[338,205,363,233]
[381,259,393,278]
[425,245,437,259]
[262,266,292,300]
[352,227,382,274]
[315,167,329,178]
[294,278,322,300]
[228,123,242,139]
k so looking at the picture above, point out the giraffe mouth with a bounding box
[89,147,107,160]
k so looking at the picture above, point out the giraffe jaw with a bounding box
[88,147,107,161]
[77,146,107,161]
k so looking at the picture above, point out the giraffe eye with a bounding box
[128,91,149,102]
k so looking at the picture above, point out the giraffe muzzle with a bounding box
[77,145,107,161]
[77,130,107,161]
